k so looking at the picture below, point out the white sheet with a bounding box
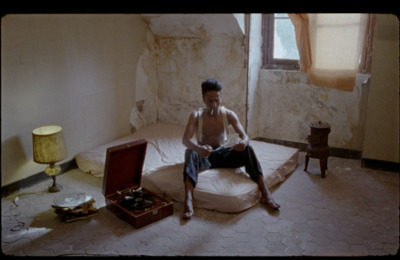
[75,123,186,178]
[75,122,299,213]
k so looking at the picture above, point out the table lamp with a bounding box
[32,125,67,192]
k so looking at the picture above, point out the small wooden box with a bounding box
[102,139,173,229]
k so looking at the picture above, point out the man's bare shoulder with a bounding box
[223,107,239,119]
[223,107,235,114]
[187,109,200,122]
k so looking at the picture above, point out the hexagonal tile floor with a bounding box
[2,152,399,256]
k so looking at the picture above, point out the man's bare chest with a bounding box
[201,116,224,136]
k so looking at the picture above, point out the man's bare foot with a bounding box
[260,197,280,210]
[182,199,194,220]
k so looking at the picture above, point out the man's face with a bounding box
[203,90,221,114]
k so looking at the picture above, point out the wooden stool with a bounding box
[304,145,329,178]
[304,121,331,178]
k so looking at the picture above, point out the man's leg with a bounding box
[183,177,195,219]
[182,149,211,219]
[256,174,280,210]
[241,146,280,210]
[211,146,280,210]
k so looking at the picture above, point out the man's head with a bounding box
[201,78,222,96]
[201,78,222,114]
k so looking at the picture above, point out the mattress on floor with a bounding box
[75,122,299,213]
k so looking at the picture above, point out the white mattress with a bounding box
[75,122,299,213]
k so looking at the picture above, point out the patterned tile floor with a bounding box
[2,152,399,256]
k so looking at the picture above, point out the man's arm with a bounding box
[226,109,249,151]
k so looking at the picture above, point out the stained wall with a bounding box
[143,14,248,127]
[257,70,370,151]
[147,13,374,153]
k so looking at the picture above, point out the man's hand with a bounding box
[232,139,248,151]
[199,145,213,158]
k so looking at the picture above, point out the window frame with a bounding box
[262,14,300,70]
[262,13,375,74]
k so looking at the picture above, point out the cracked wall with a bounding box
[155,34,247,126]
[141,13,373,153]
[258,70,370,151]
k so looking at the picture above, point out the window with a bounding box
[262,13,300,70]
[262,13,375,73]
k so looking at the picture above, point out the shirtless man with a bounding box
[181,78,280,219]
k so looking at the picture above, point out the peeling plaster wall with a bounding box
[145,14,248,127]
[144,13,373,153]
[156,35,247,126]
[130,31,158,132]
[258,70,370,151]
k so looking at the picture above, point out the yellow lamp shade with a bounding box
[32,125,67,164]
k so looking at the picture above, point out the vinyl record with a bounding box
[121,190,154,211]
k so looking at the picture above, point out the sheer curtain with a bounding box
[289,13,368,91]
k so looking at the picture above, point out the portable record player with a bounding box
[102,139,173,229]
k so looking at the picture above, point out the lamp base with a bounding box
[45,164,61,176]
[48,183,62,193]
[48,175,62,193]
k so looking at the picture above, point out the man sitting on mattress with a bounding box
[181,78,280,220]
